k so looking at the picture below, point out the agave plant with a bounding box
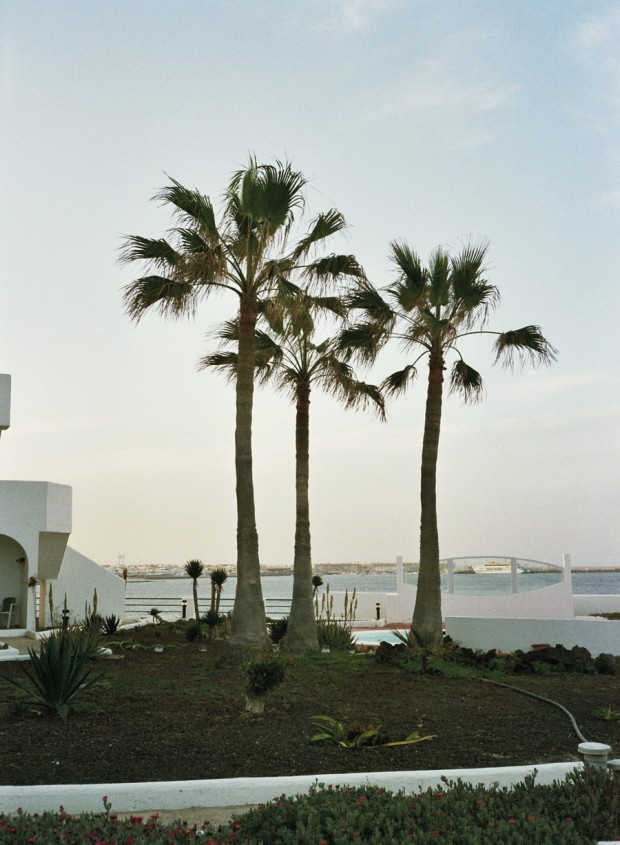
[1,628,107,721]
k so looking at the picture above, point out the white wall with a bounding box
[43,547,126,626]
[574,595,620,616]
[445,616,620,657]
[328,578,575,624]
[0,481,71,629]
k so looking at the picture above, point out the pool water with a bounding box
[354,629,409,645]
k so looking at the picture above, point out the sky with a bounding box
[1,0,619,571]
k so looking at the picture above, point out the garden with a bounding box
[1,620,620,842]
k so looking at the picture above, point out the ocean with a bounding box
[126,569,620,606]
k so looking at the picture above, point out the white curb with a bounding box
[0,761,580,815]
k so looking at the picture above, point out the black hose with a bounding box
[479,677,589,743]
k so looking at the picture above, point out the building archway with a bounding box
[0,534,28,628]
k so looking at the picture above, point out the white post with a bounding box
[447,559,455,594]
[0,374,10,437]
[510,557,518,594]
[396,556,404,591]
[578,741,611,769]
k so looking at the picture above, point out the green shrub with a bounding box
[246,657,286,696]
[185,622,202,642]
[0,627,106,721]
[268,616,288,644]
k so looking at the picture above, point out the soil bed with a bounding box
[1,622,619,786]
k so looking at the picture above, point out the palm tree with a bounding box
[203,295,385,652]
[184,559,204,624]
[121,158,365,648]
[341,240,557,648]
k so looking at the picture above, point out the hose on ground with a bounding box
[479,677,589,743]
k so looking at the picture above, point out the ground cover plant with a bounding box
[1,769,619,843]
[1,622,620,787]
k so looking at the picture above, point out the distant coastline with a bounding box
[105,562,620,580]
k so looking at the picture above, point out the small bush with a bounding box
[185,622,202,642]
[268,616,288,644]
[246,657,286,696]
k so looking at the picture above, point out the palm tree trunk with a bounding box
[192,579,200,624]
[285,381,319,652]
[230,294,267,647]
[411,343,444,647]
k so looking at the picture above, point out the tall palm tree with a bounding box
[341,240,557,647]
[121,158,365,648]
[202,295,385,652]
[184,558,204,624]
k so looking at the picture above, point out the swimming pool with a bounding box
[353,629,409,645]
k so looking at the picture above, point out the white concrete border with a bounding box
[0,762,580,815]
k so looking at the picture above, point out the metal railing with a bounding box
[124,596,291,619]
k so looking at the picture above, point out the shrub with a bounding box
[316,619,355,651]
[268,616,288,645]
[0,627,106,721]
[246,657,286,697]
[201,609,225,639]
[185,622,202,642]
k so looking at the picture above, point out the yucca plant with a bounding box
[200,609,224,640]
[184,559,204,626]
[102,614,121,635]
[1,627,107,721]
[209,567,228,613]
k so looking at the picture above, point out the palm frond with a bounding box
[493,326,558,369]
[347,281,394,325]
[345,380,386,420]
[381,365,418,396]
[198,350,239,382]
[303,253,366,286]
[156,178,218,236]
[120,236,180,269]
[122,275,198,321]
[388,241,426,305]
[292,209,347,260]
[227,158,307,242]
[449,359,484,404]
[449,241,499,327]
[175,228,211,254]
[338,322,387,363]
[427,247,450,308]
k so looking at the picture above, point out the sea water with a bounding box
[126,570,620,603]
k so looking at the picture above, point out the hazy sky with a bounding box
[1,1,618,570]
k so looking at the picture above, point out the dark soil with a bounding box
[1,623,620,786]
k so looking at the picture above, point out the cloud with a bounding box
[316,0,393,33]
[369,60,518,150]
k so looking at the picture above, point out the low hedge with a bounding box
[1,766,618,844]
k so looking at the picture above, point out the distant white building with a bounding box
[0,375,124,632]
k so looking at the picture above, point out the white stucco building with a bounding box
[0,375,125,632]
